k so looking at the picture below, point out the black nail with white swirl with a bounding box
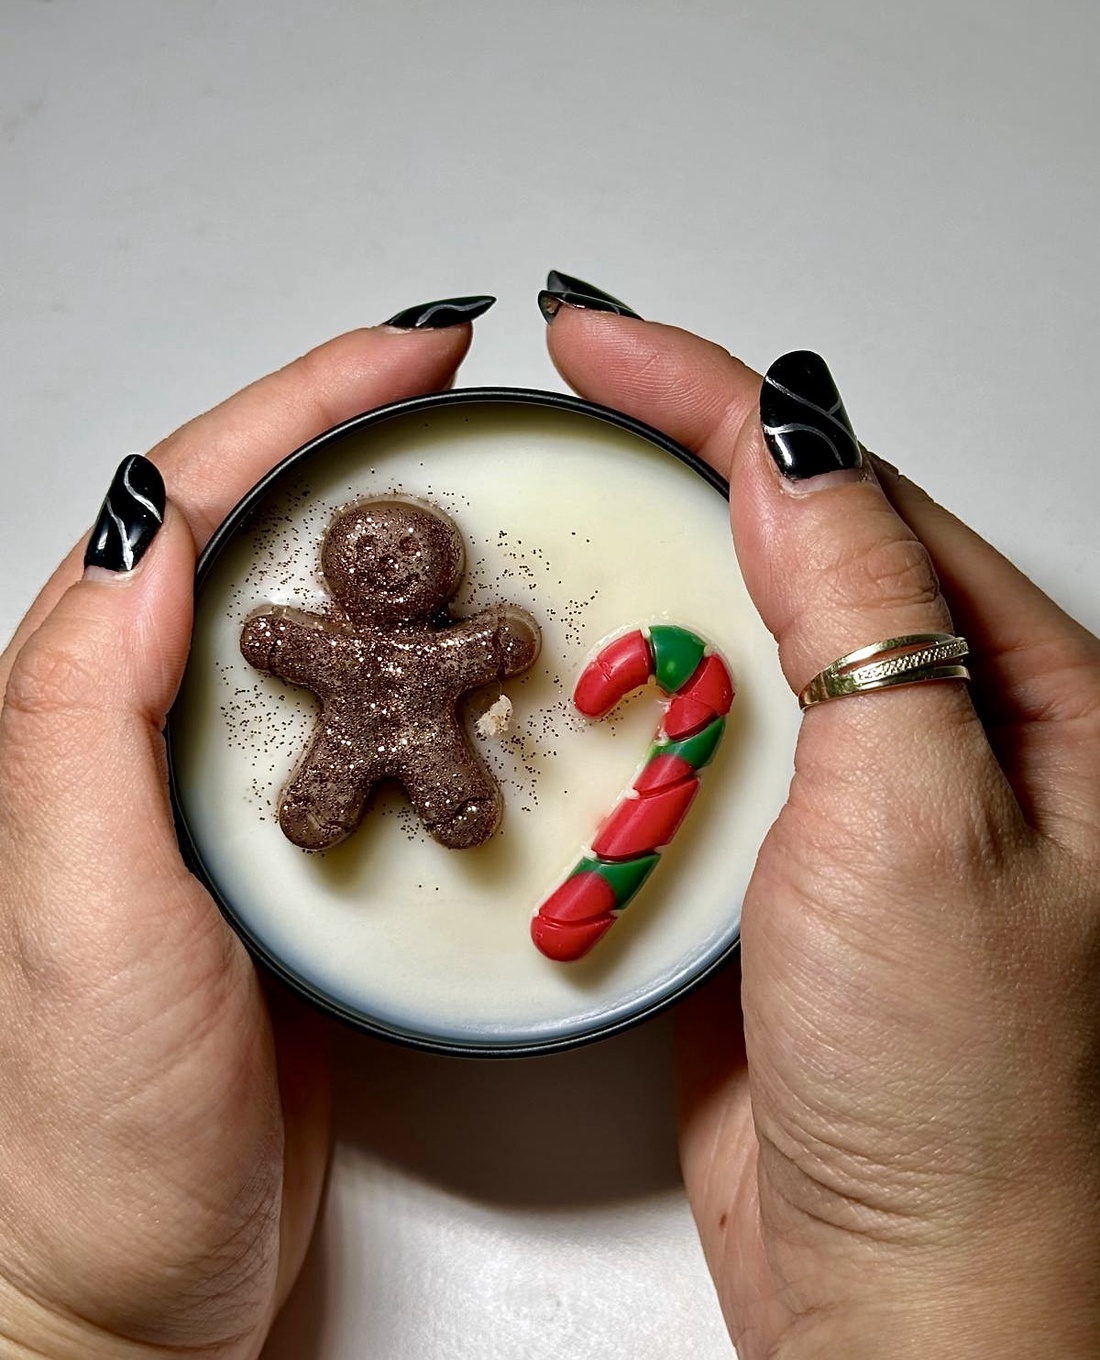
[84,455,166,573]
[384,295,496,329]
[760,350,862,480]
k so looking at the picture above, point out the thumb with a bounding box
[0,456,197,910]
[726,352,1009,818]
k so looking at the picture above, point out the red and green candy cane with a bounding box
[531,625,734,962]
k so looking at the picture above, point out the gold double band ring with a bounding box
[798,633,970,711]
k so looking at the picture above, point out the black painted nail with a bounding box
[760,350,862,479]
[538,271,641,324]
[84,455,165,573]
[546,271,639,312]
[384,295,496,329]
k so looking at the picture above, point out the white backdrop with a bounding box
[3,2,1098,1356]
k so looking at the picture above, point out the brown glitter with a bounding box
[240,498,540,850]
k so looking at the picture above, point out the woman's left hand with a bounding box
[542,287,1100,1358]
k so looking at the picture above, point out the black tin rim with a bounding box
[166,386,740,1059]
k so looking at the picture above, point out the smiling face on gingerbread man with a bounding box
[240,498,541,852]
[321,499,465,626]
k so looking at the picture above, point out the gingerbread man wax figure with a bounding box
[239,498,541,851]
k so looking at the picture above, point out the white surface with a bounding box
[3,2,1098,1357]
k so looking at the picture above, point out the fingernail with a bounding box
[383,295,496,329]
[760,350,862,480]
[539,270,641,323]
[84,454,165,573]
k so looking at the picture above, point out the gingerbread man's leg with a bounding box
[400,728,502,850]
[278,722,377,851]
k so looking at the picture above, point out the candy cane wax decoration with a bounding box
[532,626,734,962]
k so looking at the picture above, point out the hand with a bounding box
[542,284,1100,1357]
[0,312,478,1359]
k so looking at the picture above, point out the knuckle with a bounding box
[284,335,367,430]
[825,531,942,615]
[4,632,102,721]
[1017,634,1100,736]
[1056,640,1100,728]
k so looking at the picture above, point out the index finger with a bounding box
[1,320,474,688]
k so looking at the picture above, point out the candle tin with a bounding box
[167,388,797,1056]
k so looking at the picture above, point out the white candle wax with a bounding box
[170,396,798,1052]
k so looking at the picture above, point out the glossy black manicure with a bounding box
[539,270,641,323]
[84,454,165,572]
[760,350,862,479]
[546,271,640,312]
[384,295,496,329]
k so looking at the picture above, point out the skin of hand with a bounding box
[545,310,1100,1358]
[0,323,473,1359]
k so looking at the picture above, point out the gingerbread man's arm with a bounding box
[240,609,349,697]
[436,604,541,690]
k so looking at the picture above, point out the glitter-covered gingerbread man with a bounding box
[240,498,540,851]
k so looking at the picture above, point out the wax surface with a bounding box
[172,399,798,1049]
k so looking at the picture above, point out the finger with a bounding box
[546,307,1018,838]
[872,456,1100,839]
[153,317,476,543]
[1,316,475,689]
[547,309,752,484]
[549,306,1100,839]
[0,458,231,978]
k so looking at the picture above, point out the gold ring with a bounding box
[798,633,970,711]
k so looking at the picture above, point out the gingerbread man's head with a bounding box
[321,498,465,627]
